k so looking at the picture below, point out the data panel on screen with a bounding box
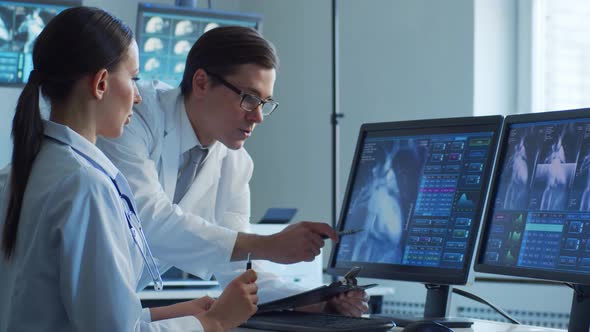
[136,3,261,87]
[329,116,502,285]
[0,0,79,85]
[479,114,590,281]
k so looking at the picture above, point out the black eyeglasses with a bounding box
[205,70,279,116]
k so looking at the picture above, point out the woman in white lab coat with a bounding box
[0,7,257,332]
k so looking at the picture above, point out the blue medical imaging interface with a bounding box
[482,118,590,276]
[336,130,495,270]
[136,5,259,87]
[0,1,76,85]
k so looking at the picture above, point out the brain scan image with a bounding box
[145,16,166,34]
[136,5,260,87]
[144,58,161,72]
[144,37,164,52]
[174,62,185,73]
[173,40,191,55]
[174,20,194,36]
[204,22,219,33]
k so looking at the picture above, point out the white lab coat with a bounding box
[97,80,305,302]
[0,121,202,331]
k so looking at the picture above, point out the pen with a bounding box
[246,252,252,270]
[321,228,364,240]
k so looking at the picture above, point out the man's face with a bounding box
[199,64,276,150]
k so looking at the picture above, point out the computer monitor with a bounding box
[135,3,262,87]
[328,115,503,325]
[475,108,590,331]
[0,0,80,86]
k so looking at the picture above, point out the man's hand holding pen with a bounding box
[262,221,338,264]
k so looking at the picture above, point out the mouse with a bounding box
[401,320,454,332]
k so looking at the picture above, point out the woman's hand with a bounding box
[198,269,258,331]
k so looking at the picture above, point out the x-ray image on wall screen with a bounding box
[0,0,78,85]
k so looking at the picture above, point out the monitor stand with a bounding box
[568,284,590,331]
[372,284,473,328]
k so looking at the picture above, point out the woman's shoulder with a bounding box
[36,140,116,196]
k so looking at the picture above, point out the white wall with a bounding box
[474,0,517,117]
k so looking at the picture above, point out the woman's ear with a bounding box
[91,69,109,100]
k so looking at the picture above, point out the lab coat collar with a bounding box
[43,120,119,179]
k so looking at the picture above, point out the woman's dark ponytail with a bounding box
[2,74,43,259]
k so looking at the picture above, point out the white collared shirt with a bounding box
[0,121,201,331]
[176,104,210,187]
[178,101,203,159]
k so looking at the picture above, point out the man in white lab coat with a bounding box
[97,26,368,316]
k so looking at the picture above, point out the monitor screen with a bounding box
[0,0,79,86]
[136,3,262,87]
[476,109,590,285]
[329,116,503,285]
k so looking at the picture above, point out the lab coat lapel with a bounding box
[160,89,182,200]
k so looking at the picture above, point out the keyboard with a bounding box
[241,311,395,332]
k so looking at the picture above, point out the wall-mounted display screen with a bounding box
[0,0,80,86]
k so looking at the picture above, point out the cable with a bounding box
[207,0,212,9]
[452,288,521,325]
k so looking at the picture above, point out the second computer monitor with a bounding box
[328,115,503,286]
[476,109,590,284]
[475,108,590,331]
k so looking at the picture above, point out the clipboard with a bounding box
[257,267,377,313]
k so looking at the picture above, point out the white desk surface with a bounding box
[234,319,566,332]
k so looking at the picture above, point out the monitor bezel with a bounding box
[0,0,81,87]
[475,107,590,285]
[328,115,504,285]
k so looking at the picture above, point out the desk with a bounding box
[234,319,566,331]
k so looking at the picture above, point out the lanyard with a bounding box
[109,176,163,291]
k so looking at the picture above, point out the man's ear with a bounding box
[191,68,209,98]
[91,69,109,100]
